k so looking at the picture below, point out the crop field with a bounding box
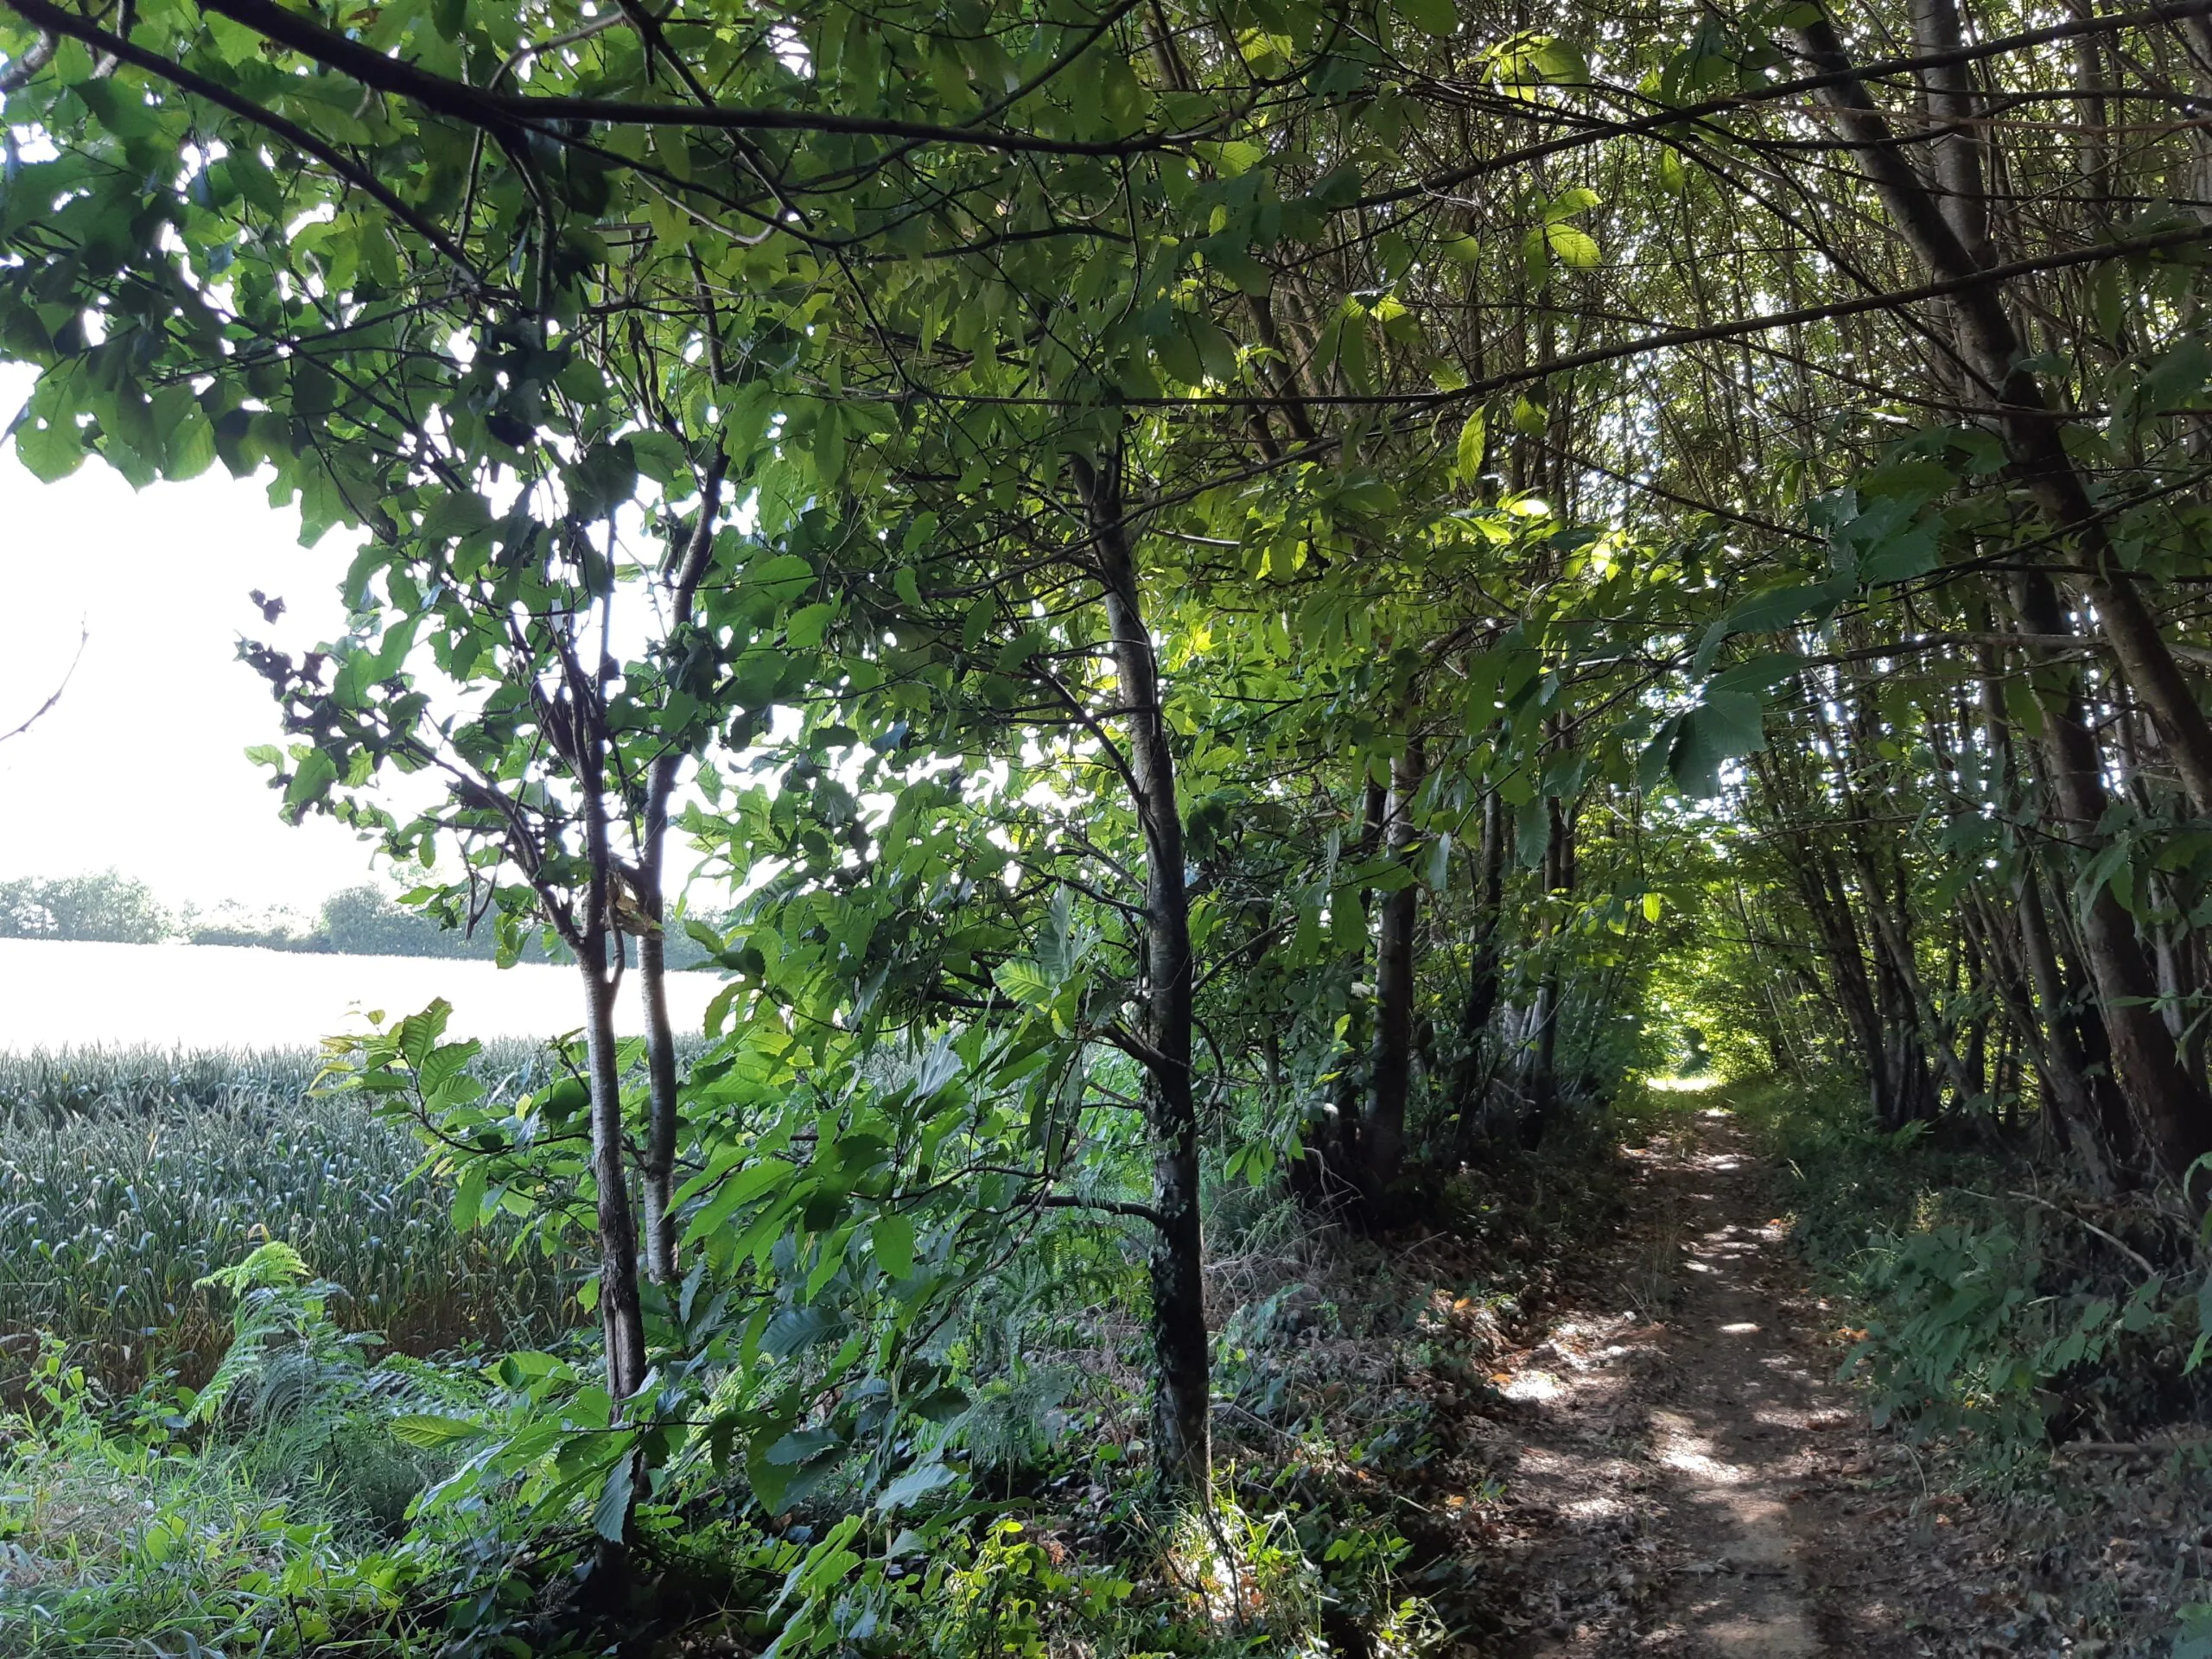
[0,1044,582,1394]
[0,938,720,1050]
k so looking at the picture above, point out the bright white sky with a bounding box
[0,361,400,912]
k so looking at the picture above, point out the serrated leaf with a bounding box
[1539,223,1601,268]
[761,1303,847,1359]
[1453,408,1487,483]
[993,958,1057,1008]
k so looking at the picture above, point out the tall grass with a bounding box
[0,1045,581,1390]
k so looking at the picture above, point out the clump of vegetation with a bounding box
[0,872,170,944]
[1732,1076,2212,1456]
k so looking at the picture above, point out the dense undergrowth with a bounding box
[0,1045,1639,1656]
[1736,1073,2212,1456]
[1726,1071,2212,1656]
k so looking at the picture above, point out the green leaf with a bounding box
[628,430,692,487]
[1668,689,1768,796]
[1391,0,1459,37]
[452,1161,488,1230]
[1453,409,1487,483]
[11,416,85,482]
[871,1212,915,1279]
[876,1458,958,1513]
[1539,223,1601,268]
[1541,187,1601,223]
[961,594,995,652]
[591,1450,634,1543]
[283,749,339,817]
[761,1303,847,1359]
[785,601,836,650]
[1516,795,1549,868]
[390,1414,487,1449]
[994,958,1057,1008]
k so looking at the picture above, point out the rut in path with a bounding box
[1483,1104,1902,1656]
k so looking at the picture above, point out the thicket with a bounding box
[10,0,2212,1648]
[0,1045,1636,1656]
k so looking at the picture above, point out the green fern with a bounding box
[192,1242,377,1427]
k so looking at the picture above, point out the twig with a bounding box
[2055,1435,2212,1456]
[2001,1188,2158,1279]
[0,622,86,743]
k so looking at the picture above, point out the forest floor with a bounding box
[1454,1098,2209,1657]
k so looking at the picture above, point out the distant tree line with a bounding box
[0,870,169,944]
[0,872,717,966]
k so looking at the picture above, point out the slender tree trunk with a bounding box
[1754,739,1890,1119]
[1077,450,1210,1493]
[581,933,649,1402]
[1850,842,1980,1109]
[1363,739,1425,1189]
[1520,793,1574,1145]
[1795,12,2212,821]
[636,459,723,1285]
[1975,647,2130,1185]
[636,925,682,1285]
[2012,577,2212,1183]
[1450,787,1508,1161]
[1999,872,2124,1190]
[1326,778,1387,1178]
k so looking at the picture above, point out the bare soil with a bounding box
[1440,1102,2212,1657]
[1448,1104,1885,1654]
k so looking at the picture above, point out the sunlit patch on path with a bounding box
[1476,1109,1895,1656]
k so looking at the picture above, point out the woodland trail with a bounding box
[1481,1103,1906,1656]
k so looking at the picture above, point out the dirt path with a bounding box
[1478,1105,1901,1656]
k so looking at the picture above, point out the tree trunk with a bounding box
[1794,11,2212,822]
[2011,576,2212,1183]
[1755,738,1891,1122]
[1450,786,1508,1161]
[1519,793,1574,1145]
[636,459,723,1286]
[1327,778,1388,1178]
[580,936,649,1403]
[1363,739,1425,1190]
[636,924,682,1285]
[1077,450,1210,1494]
